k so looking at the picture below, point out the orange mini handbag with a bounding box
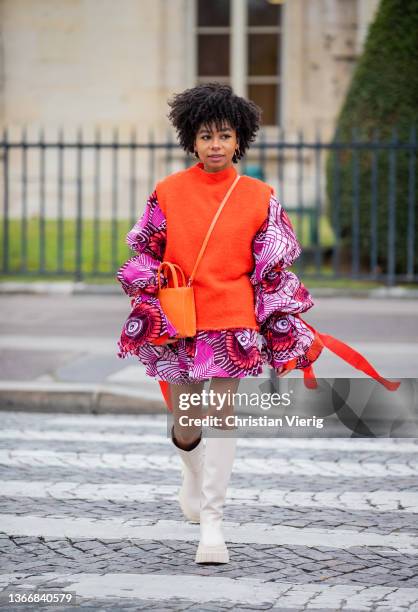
[152,262,196,343]
[151,174,241,345]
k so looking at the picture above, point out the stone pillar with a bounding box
[231,0,247,96]
[185,0,197,88]
[356,0,380,53]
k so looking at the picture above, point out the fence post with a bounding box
[370,128,379,278]
[386,126,398,287]
[331,127,341,278]
[75,127,83,282]
[351,126,360,279]
[2,128,9,274]
[39,127,46,274]
[407,124,416,281]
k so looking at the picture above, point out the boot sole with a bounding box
[195,544,229,564]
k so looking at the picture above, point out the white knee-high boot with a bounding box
[171,425,205,523]
[195,435,238,563]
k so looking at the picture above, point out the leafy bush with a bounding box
[325,0,418,276]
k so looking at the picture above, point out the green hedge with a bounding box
[325,0,418,275]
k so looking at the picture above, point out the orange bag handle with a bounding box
[157,261,187,289]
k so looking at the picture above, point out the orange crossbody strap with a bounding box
[297,314,401,392]
[187,174,241,287]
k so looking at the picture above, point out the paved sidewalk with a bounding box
[0,411,417,610]
[0,291,417,414]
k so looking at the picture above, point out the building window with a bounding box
[247,0,282,126]
[194,0,281,126]
[197,0,231,83]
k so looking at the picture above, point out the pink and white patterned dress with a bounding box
[115,187,322,385]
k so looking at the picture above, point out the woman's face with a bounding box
[194,121,239,173]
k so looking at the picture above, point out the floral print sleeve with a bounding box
[117,190,166,298]
[250,193,323,372]
[116,191,178,358]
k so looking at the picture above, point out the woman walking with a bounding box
[116,82,397,564]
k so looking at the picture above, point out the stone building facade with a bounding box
[0,0,380,216]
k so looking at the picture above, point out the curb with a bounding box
[0,382,167,415]
[1,281,418,299]
[0,282,119,295]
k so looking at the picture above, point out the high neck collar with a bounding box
[189,161,238,184]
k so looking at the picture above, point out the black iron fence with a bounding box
[1,125,417,285]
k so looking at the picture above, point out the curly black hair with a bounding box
[167,82,262,164]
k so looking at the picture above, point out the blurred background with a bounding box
[1,0,416,288]
[0,0,417,406]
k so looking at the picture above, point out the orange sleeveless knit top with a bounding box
[155,162,273,331]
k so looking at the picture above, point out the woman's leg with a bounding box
[195,376,241,564]
[205,376,241,430]
[170,380,205,450]
[169,380,207,524]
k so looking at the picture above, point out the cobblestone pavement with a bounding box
[0,411,418,611]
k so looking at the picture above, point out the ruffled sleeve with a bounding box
[116,190,166,298]
[250,193,323,372]
[116,190,178,357]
